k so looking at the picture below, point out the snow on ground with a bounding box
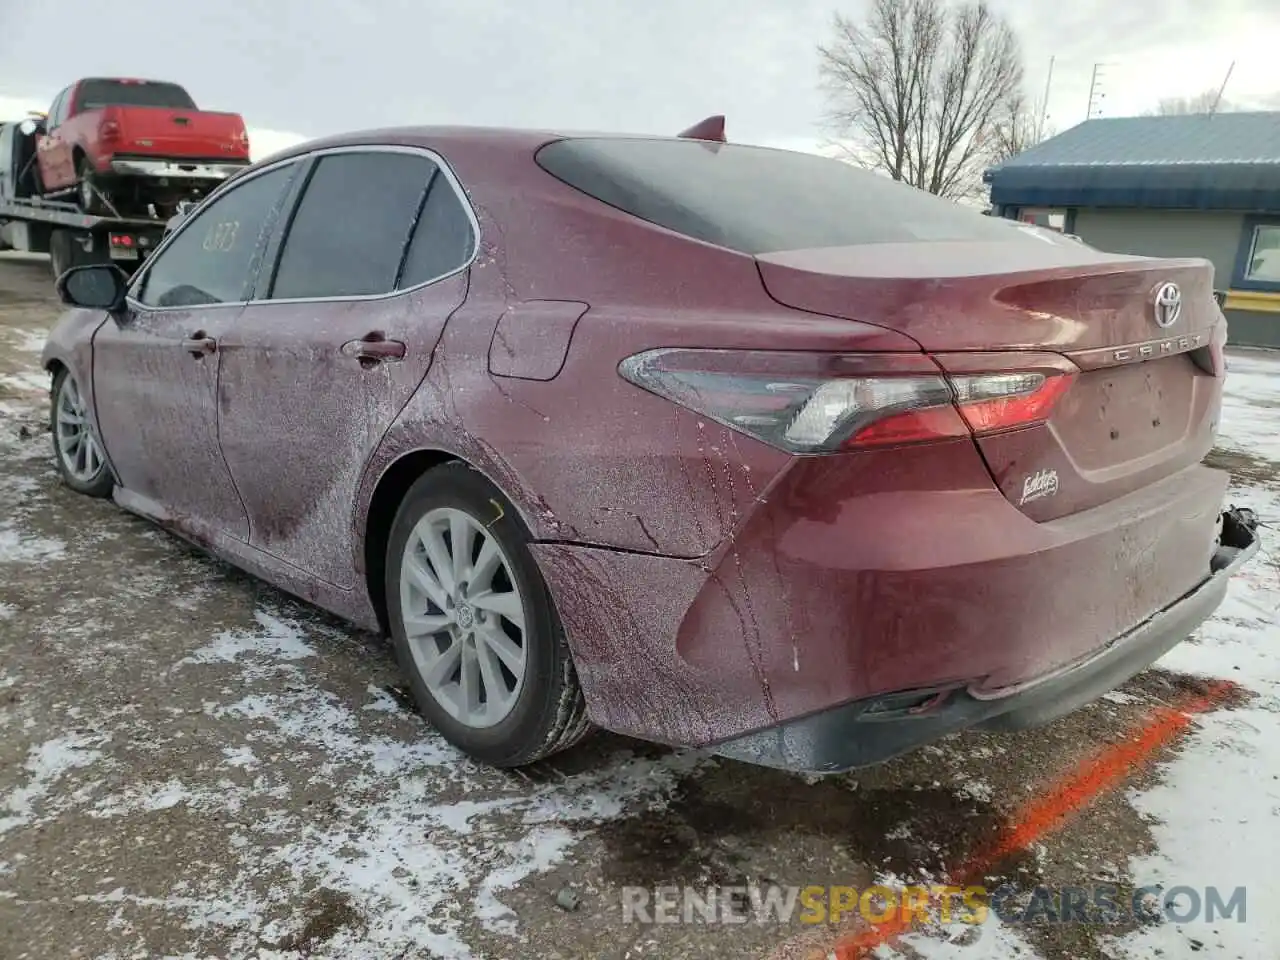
[3,328,50,354]
[0,516,711,956]
[1216,351,1280,465]
[891,918,1039,960]
[1,592,715,957]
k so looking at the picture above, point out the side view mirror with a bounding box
[55,264,130,312]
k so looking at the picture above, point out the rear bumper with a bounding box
[710,507,1259,772]
[105,157,250,180]
[534,440,1253,765]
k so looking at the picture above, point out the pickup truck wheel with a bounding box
[76,157,109,215]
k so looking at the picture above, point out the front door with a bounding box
[35,88,73,191]
[216,147,478,587]
[91,159,303,542]
[93,302,248,540]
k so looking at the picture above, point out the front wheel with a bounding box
[385,462,592,767]
[50,368,113,498]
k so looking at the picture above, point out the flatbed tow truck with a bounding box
[0,194,166,278]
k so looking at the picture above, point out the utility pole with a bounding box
[1038,56,1055,141]
[1086,63,1110,120]
[1210,61,1236,115]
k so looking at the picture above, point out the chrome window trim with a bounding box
[125,142,482,314]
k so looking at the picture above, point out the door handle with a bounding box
[183,332,216,357]
[341,335,406,364]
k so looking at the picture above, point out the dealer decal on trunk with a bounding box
[1019,468,1060,506]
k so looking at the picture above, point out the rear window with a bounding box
[535,138,1020,255]
[76,80,197,111]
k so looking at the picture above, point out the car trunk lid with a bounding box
[755,238,1227,520]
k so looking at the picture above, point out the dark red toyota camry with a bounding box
[41,120,1259,772]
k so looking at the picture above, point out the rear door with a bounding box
[92,160,303,541]
[216,146,478,587]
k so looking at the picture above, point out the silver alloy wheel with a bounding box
[55,374,104,483]
[399,506,529,728]
[80,178,93,209]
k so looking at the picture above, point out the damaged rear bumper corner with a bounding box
[708,507,1260,774]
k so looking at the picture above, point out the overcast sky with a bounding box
[2,0,1279,160]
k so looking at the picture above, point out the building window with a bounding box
[1016,208,1068,232]
[1232,216,1280,292]
[1244,225,1280,283]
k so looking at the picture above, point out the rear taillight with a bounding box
[948,371,1074,434]
[99,120,121,142]
[618,349,1076,452]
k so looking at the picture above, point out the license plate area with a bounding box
[108,233,141,260]
[1052,355,1201,471]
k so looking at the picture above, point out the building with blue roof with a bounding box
[985,111,1280,347]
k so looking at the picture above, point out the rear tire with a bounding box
[385,462,593,767]
[50,368,114,498]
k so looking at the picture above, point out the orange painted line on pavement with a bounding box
[814,679,1238,960]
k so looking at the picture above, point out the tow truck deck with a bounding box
[0,195,165,278]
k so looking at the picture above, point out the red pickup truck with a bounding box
[33,77,252,217]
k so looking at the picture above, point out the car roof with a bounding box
[255,124,725,167]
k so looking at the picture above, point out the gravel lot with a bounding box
[1,252,1276,960]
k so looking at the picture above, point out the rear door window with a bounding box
[267,151,438,300]
[535,137,1022,255]
[399,172,477,287]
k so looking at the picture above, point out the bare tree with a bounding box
[1151,88,1232,116]
[987,90,1052,164]
[818,0,1025,199]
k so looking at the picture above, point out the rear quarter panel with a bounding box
[356,138,916,559]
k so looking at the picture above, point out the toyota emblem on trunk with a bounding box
[1153,282,1183,328]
